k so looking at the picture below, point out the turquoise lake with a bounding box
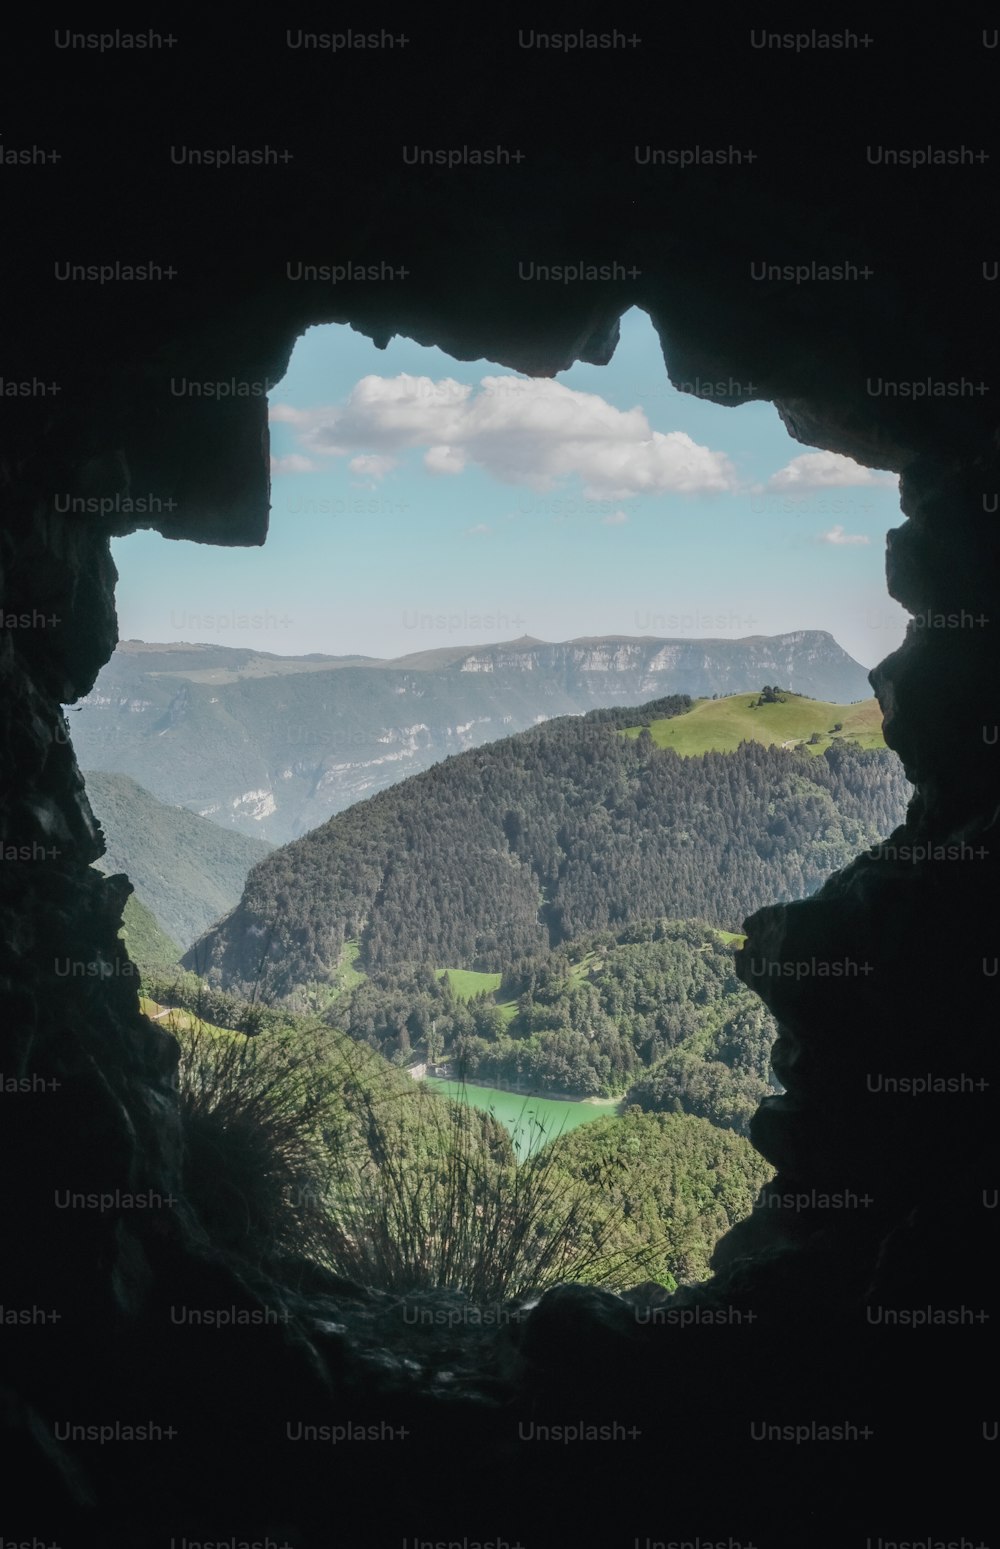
[424,1077,622,1158]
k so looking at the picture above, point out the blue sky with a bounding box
[113,307,908,669]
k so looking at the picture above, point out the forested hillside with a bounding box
[186,701,911,1000]
[331,920,778,1122]
[547,1111,773,1284]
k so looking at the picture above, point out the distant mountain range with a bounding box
[70,633,875,845]
[85,771,271,949]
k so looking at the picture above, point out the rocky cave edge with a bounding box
[2,27,996,1544]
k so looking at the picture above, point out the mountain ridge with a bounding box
[112,628,871,678]
[71,632,874,845]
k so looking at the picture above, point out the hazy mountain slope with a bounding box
[69,632,874,844]
[116,892,182,971]
[85,771,272,949]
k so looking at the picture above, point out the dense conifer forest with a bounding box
[188,701,910,999]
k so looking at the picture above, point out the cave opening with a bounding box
[3,27,997,1526]
[64,307,922,1317]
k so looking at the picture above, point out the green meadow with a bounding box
[435,967,503,1000]
[332,939,367,993]
[622,692,885,757]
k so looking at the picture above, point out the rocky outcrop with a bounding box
[451,629,870,698]
[1,20,996,1542]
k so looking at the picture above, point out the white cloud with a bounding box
[820,525,871,546]
[271,374,739,498]
[768,450,897,490]
[602,509,629,525]
[465,522,491,536]
[269,452,316,476]
[348,454,396,481]
[424,445,467,476]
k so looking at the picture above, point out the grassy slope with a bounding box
[140,996,235,1039]
[332,940,367,993]
[436,968,503,1000]
[622,692,885,756]
[303,958,504,1018]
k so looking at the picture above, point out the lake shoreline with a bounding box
[419,1065,623,1107]
[420,1074,623,1157]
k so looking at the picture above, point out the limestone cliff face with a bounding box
[454,630,870,699]
[0,20,996,1534]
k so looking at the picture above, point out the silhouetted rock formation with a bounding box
[1,21,996,1545]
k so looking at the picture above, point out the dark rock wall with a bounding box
[1,21,996,1543]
